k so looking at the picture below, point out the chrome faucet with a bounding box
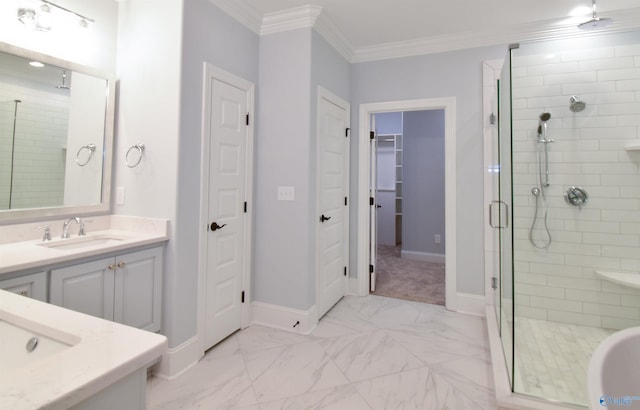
[61,217,85,238]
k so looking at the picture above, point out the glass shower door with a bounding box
[497,54,514,389]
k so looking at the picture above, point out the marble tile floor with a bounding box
[147,295,497,409]
[514,316,616,407]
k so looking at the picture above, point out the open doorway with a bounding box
[356,97,458,312]
[371,110,445,305]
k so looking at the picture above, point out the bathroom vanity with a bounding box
[0,215,168,409]
[0,215,167,332]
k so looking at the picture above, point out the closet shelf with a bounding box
[595,270,640,290]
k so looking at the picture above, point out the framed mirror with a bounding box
[0,42,115,224]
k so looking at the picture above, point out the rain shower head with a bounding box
[578,0,613,30]
[570,96,586,112]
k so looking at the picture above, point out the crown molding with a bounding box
[261,5,322,36]
[313,11,354,62]
[210,1,640,64]
[352,7,640,63]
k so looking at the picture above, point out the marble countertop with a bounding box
[0,216,169,275]
[0,289,168,409]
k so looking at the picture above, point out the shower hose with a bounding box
[529,187,552,249]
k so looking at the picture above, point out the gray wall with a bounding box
[254,28,350,311]
[255,28,313,309]
[174,0,259,346]
[117,0,260,348]
[402,109,445,256]
[349,45,506,295]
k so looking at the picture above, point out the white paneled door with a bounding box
[204,67,253,351]
[316,88,350,318]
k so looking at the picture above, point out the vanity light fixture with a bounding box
[17,1,94,32]
[35,4,52,32]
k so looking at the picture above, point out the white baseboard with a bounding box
[455,292,485,317]
[252,301,318,335]
[348,277,360,295]
[152,336,202,380]
[401,250,445,264]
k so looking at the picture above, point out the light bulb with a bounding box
[35,4,52,32]
[17,8,36,27]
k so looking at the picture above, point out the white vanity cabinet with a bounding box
[0,271,47,301]
[50,246,162,332]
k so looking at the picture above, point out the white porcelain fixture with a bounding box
[588,327,640,409]
[37,233,128,250]
[0,289,167,409]
[0,316,77,372]
[595,270,640,290]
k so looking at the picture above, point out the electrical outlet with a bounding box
[434,234,441,244]
[277,186,295,201]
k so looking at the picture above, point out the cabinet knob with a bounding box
[18,290,28,296]
[108,264,117,271]
[117,262,126,269]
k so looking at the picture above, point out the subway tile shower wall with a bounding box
[0,81,69,209]
[511,40,640,330]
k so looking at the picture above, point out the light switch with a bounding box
[116,187,125,205]
[277,186,295,201]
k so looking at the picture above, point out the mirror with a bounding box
[0,42,115,223]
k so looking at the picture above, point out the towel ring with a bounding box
[76,144,96,167]
[125,143,145,168]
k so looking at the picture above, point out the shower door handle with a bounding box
[489,201,509,229]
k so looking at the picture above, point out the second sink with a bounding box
[38,234,127,251]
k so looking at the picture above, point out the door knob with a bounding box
[210,222,227,231]
[320,214,331,223]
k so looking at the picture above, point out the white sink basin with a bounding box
[38,234,127,250]
[588,327,640,409]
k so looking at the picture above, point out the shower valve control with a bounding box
[565,186,588,208]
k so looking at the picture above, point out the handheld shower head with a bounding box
[537,112,553,143]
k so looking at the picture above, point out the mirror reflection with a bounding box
[0,47,112,218]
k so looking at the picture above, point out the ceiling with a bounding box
[211,0,640,61]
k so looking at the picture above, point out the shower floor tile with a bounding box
[514,317,616,406]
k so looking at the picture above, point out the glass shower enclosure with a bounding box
[491,29,640,408]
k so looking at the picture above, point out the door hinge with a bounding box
[370,197,374,206]
[344,266,347,276]
[344,196,348,206]
[246,113,250,126]
[491,277,498,290]
[369,264,374,273]
[369,131,375,140]
[345,128,350,137]
[244,201,247,213]
[241,290,245,303]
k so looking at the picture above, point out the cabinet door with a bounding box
[114,247,162,332]
[50,258,115,320]
[0,271,47,301]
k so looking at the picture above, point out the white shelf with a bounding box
[595,270,640,290]
[624,141,640,151]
